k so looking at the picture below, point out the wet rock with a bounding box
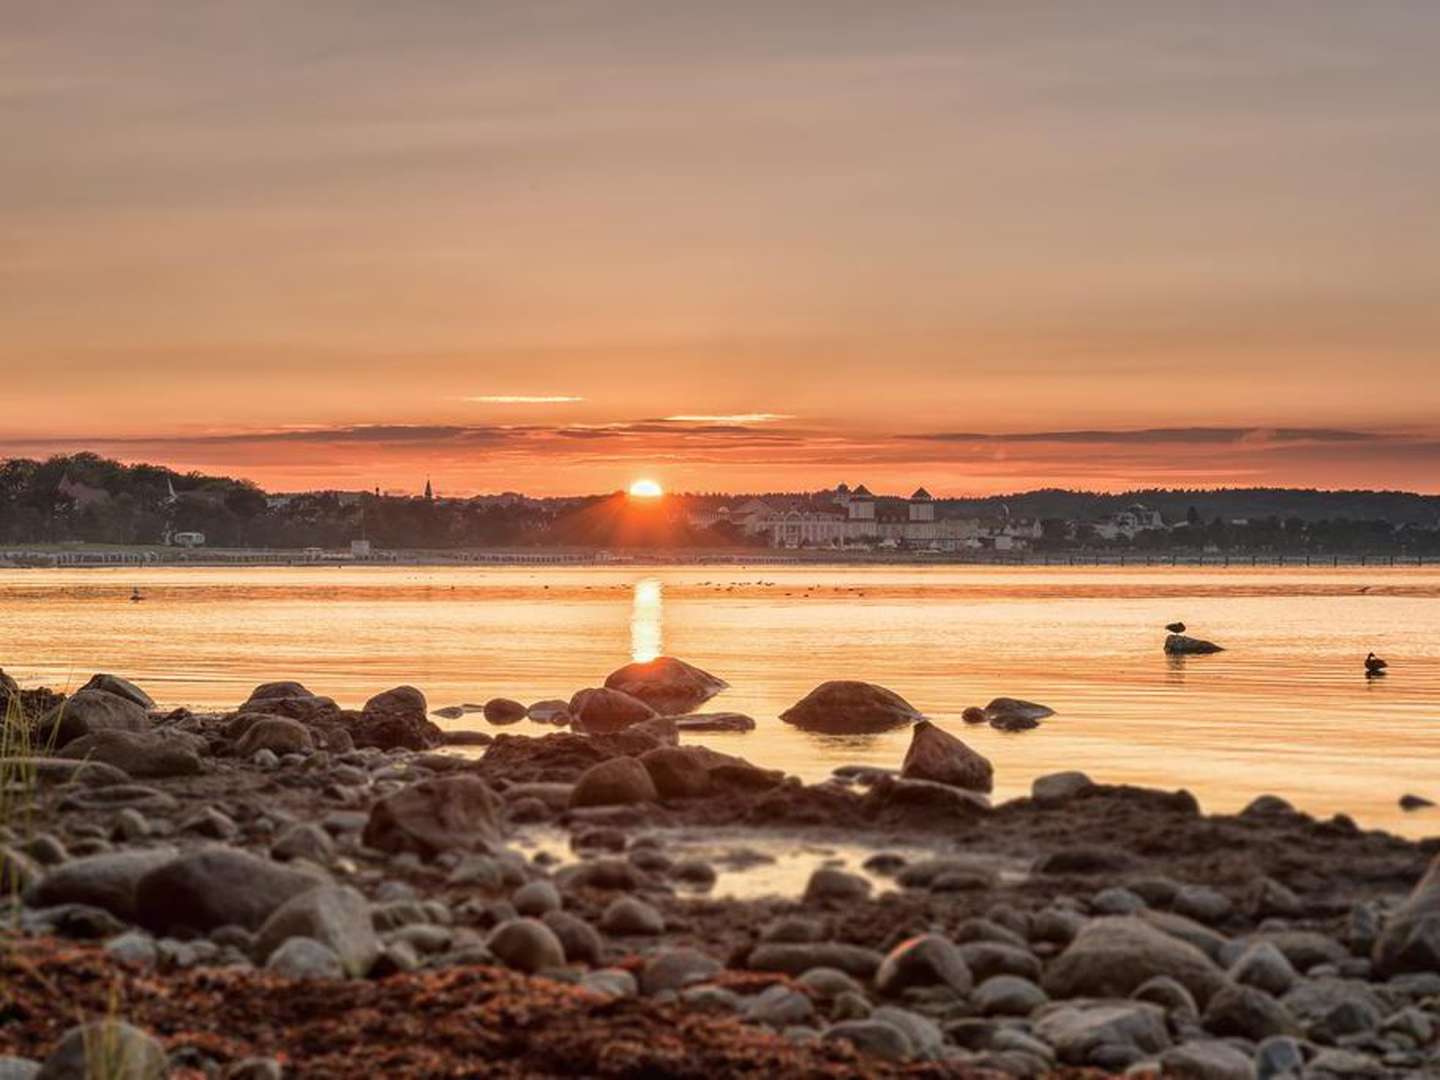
[862,776,990,822]
[1203,984,1300,1040]
[1042,916,1227,1007]
[568,687,658,734]
[1033,846,1136,876]
[870,1007,943,1060]
[875,934,973,996]
[1031,770,1094,805]
[1032,1000,1170,1066]
[599,896,664,935]
[27,848,178,922]
[627,714,680,747]
[1373,851,1440,977]
[1302,1048,1384,1078]
[779,680,923,734]
[974,974,1048,1016]
[899,719,993,793]
[673,712,756,733]
[266,936,345,979]
[254,885,380,977]
[1159,1039,1257,1080]
[486,917,565,973]
[1282,978,1386,1040]
[362,775,506,858]
[569,756,658,808]
[354,686,443,751]
[640,947,722,994]
[602,656,728,715]
[749,942,884,980]
[526,700,572,725]
[79,673,155,710]
[541,910,603,965]
[37,689,149,749]
[1165,633,1225,655]
[134,846,323,933]
[235,717,314,757]
[1399,793,1433,811]
[431,706,465,720]
[983,698,1054,728]
[803,867,871,904]
[35,1020,167,1080]
[481,698,526,725]
[670,861,717,890]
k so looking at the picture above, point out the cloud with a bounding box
[912,427,1381,445]
[659,413,795,424]
[460,395,585,404]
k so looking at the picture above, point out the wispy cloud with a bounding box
[912,427,1380,446]
[460,395,585,404]
[660,413,795,424]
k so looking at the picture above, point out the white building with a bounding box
[744,484,982,549]
[1094,503,1168,540]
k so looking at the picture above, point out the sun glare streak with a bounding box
[630,578,663,662]
[629,478,663,498]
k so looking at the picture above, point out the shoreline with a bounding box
[2,666,1438,1075]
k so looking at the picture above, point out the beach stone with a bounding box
[104,930,159,969]
[35,1020,166,1079]
[1281,978,1385,1034]
[1373,852,1440,977]
[111,809,151,842]
[1203,984,1300,1040]
[640,947,722,994]
[1230,940,1299,996]
[1093,887,1147,915]
[1159,1039,1257,1079]
[749,942,884,980]
[134,846,323,933]
[568,687,658,734]
[271,823,335,864]
[1042,916,1227,1007]
[569,756,658,808]
[870,1006,943,1060]
[797,967,864,998]
[1143,909,1230,962]
[362,775,505,858]
[486,917,565,973]
[983,698,1055,727]
[0,846,42,893]
[0,1058,39,1080]
[526,699,572,725]
[1173,885,1234,925]
[1255,1035,1306,1078]
[780,680,922,734]
[353,686,442,750]
[897,857,998,891]
[1031,770,1094,805]
[599,895,664,935]
[179,806,238,840]
[875,934,973,996]
[235,717,314,757]
[974,974,1048,1016]
[1032,1000,1170,1066]
[639,745,780,800]
[823,1019,913,1062]
[626,714,680,747]
[1249,876,1304,919]
[602,656,728,715]
[79,673,154,710]
[1302,1048,1386,1078]
[899,719,993,793]
[744,984,815,1027]
[673,711,756,733]
[254,885,379,977]
[1164,634,1225,654]
[482,698,526,725]
[580,968,638,999]
[513,880,561,917]
[1257,930,1348,971]
[958,941,1042,982]
[1132,975,1199,1020]
[266,936,345,979]
[221,1059,283,1080]
[58,729,199,779]
[863,776,991,821]
[37,689,149,749]
[803,867,871,904]
[27,847,178,922]
[541,910,603,965]
[0,757,128,787]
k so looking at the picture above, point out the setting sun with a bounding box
[628,478,663,498]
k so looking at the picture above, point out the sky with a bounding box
[3,2,1440,496]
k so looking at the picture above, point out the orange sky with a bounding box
[4,4,1440,496]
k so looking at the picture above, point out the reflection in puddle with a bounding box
[631,578,663,662]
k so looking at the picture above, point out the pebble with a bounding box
[599,896,665,935]
[265,936,346,979]
[742,984,815,1027]
[486,918,565,974]
[512,880,561,917]
[802,866,871,903]
[972,974,1047,1016]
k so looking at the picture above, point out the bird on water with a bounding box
[1165,621,1186,634]
[1365,652,1388,677]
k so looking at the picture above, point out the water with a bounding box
[2,565,1438,838]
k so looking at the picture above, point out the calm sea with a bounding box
[3,565,1438,838]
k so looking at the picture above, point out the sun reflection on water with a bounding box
[631,577,663,661]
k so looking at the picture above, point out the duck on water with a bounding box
[1365,651,1388,677]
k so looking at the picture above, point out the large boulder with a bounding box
[602,656,727,715]
[36,689,149,749]
[569,756,659,808]
[1165,634,1224,655]
[57,729,201,778]
[362,775,506,858]
[253,885,380,977]
[1041,916,1228,1007]
[1374,852,1440,976]
[900,720,993,793]
[568,687,658,734]
[779,681,923,734]
[79,673,155,710]
[639,745,784,800]
[134,847,323,933]
[353,686,443,750]
[26,848,179,922]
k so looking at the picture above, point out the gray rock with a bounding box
[265,936,345,979]
[486,917,565,973]
[35,1020,166,1079]
[1301,1048,1385,1078]
[0,1058,40,1080]
[1031,770,1094,805]
[362,775,506,858]
[1092,886,1147,915]
[134,846,323,933]
[0,846,42,893]
[541,910,603,965]
[599,896,664,935]
[875,934,973,996]
[1132,974,1199,1019]
[1032,1000,1170,1066]
[513,880,561,917]
[797,967,864,998]
[673,712,755,733]
[870,1006,943,1060]
[271,823,335,864]
[235,717,314,757]
[749,942,884,979]
[823,1019,913,1062]
[569,756,659,808]
[1173,885,1234,925]
[37,689,150,749]
[1159,1039,1257,1080]
[27,848,178,922]
[111,809,151,843]
[973,974,1048,1016]
[1230,940,1299,996]
[58,730,200,778]
[1249,876,1304,920]
[640,947,722,994]
[957,941,1041,982]
[1373,852,1440,977]
[743,984,815,1027]
[1203,984,1300,1040]
[103,930,158,969]
[1042,916,1227,1007]
[253,885,380,977]
[567,687,657,734]
[803,867,871,904]
[526,699,572,725]
[1255,1035,1305,1079]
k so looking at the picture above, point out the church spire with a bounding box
[424,477,433,501]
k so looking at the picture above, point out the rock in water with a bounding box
[982,698,1054,727]
[602,656,728,715]
[1164,634,1224,655]
[1374,852,1440,976]
[37,689,150,749]
[353,685,443,750]
[779,681,923,734]
[673,712,756,733]
[899,720,993,793]
[134,847,323,933]
[482,698,527,725]
[1041,915,1227,1007]
[568,687,658,734]
[1400,793,1435,811]
[527,699,572,725]
[362,775,506,858]
[57,730,201,778]
[79,673,155,710]
[569,756,659,808]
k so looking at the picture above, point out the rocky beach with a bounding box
[1,658,1438,1079]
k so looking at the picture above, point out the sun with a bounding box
[628,478,664,499]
